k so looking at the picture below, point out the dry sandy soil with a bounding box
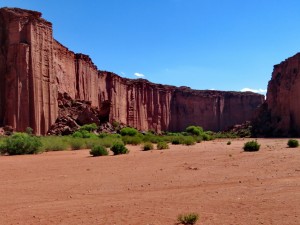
[0,138,299,225]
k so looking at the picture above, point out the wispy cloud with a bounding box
[134,72,145,78]
[120,72,125,76]
[241,88,267,94]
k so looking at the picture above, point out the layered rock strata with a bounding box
[0,8,264,135]
[253,53,300,136]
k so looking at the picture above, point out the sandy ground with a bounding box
[0,138,299,225]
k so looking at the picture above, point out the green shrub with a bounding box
[79,123,98,132]
[186,126,203,136]
[69,138,85,150]
[102,136,123,148]
[177,213,199,225]
[25,127,33,135]
[171,137,181,145]
[85,138,102,149]
[90,145,108,157]
[41,136,69,151]
[142,134,163,143]
[110,143,129,155]
[122,135,143,145]
[72,130,97,138]
[112,121,120,129]
[212,132,238,139]
[202,132,212,141]
[227,141,231,145]
[287,139,299,148]
[243,140,260,152]
[1,133,42,155]
[157,141,169,150]
[194,136,203,143]
[98,133,109,138]
[143,142,154,151]
[182,136,196,145]
[84,135,121,149]
[120,127,138,136]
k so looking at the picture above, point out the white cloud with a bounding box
[241,88,267,94]
[120,72,125,75]
[134,72,145,77]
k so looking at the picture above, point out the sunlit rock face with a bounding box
[0,8,264,135]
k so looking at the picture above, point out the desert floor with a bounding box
[0,138,299,225]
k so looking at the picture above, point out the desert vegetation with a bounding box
[287,139,299,148]
[243,140,260,152]
[90,145,109,157]
[177,212,199,225]
[0,123,253,156]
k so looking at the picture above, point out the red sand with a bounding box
[0,138,299,225]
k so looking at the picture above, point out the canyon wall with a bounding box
[0,8,264,135]
[253,53,300,136]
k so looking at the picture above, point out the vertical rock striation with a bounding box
[0,8,58,134]
[0,8,264,135]
[253,53,300,136]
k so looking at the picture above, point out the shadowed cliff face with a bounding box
[0,8,264,135]
[253,53,300,137]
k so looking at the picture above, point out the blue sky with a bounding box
[1,0,300,94]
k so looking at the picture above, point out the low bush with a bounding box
[72,130,96,138]
[98,133,109,138]
[143,142,154,151]
[41,136,69,151]
[110,143,129,155]
[227,141,231,145]
[202,132,213,141]
[182,136,196,145]
[287,139,299,148]
[171,137,181,145]
[122,135,143,145]
[69,138,85,150]
[186,126,203,136]
[212,132,238,139]
[243,140,260,152]
[79,123,98,132]
[157,141,169,150]
[25,127,33,135]
[177,212,199,225]
[112,121,120,129]
[85,138,102,149]
[1,133,42,155]
[120,127,138,136]
[90,145,108,157]
[194,136,203,143]
[142,134,163,143]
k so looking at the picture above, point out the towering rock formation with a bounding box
[253,53,300,137]
[0,8,264,135]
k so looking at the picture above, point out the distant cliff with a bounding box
[0,8,264,135]
[253,53,300,137]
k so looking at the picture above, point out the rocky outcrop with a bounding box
[0,8,264,135]
[253,53,300,137]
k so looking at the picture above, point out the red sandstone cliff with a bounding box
[0,8,264,135]
[253,53,300,136]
